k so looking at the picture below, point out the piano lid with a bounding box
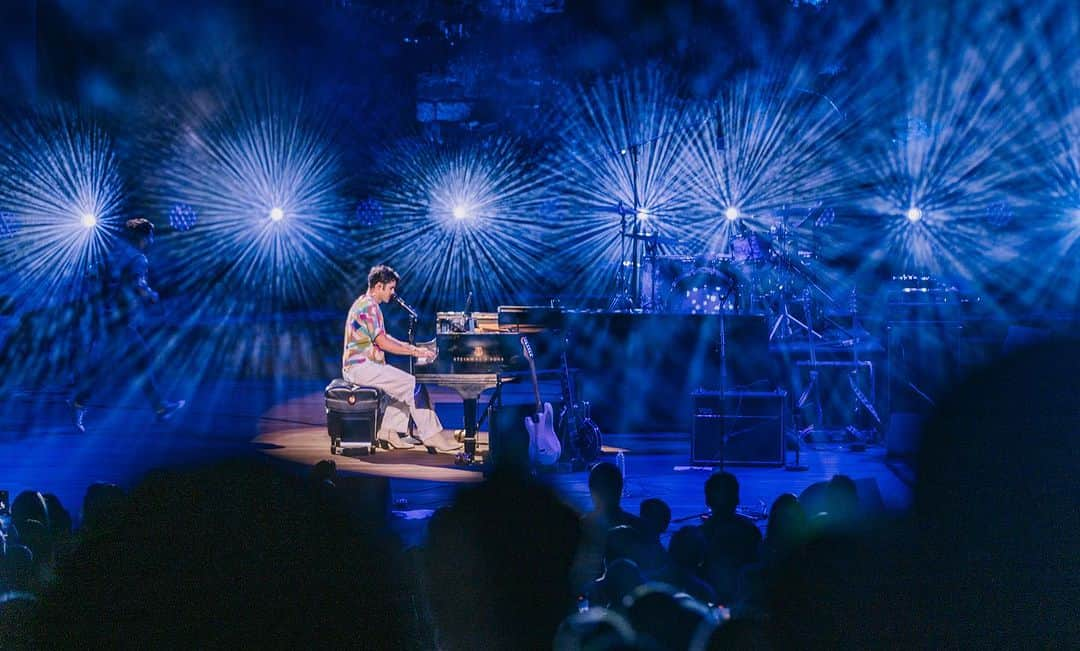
[497,305,567,331]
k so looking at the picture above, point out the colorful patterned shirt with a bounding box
[343,293,386,368]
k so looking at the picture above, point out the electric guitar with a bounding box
[520,336,560,466]
[557,332,602,464]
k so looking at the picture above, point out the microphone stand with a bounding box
[627,144,642,310]
[719,312,727,474]
[393,295,422,441]
[406,312,417,375]
[609,203,633,312]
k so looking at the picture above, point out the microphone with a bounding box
[392,294,418,319]
[464,291,473,316]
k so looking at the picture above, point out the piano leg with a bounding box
[461,397,479,463]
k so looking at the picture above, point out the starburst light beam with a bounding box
[369,136,552,310]
[151,87,350,313]
[0,114,122,309]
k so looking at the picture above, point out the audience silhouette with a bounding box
[697,471,761,604]
[3,338,1075,648]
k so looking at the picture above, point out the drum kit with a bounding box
[631,212,833,342]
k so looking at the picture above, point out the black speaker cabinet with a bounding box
[691,390,787,466]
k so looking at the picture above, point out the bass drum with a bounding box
[641,255,695,311]
[666,268,743,314]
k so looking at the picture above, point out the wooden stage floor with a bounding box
[1,378,913,544]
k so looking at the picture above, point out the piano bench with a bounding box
[325,379,385,457]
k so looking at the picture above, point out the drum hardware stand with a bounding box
[766,212,823,341]
[609,201,636,311]
[609,141,645,312]
[602,112,719,312]
[606,126,689,312]
[792,292,823,456]
[639,238,661,312]
[769,285,822,342]
[844,288,880,447]
[791,288,882,450]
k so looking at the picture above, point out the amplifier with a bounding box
[691,390,787,466]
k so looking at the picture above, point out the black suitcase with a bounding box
[325,379,384,456]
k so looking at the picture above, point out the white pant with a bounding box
[343,362,443,441]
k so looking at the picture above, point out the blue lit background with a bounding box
[0,0,1073,388]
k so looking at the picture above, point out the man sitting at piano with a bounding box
[343,264,462,454]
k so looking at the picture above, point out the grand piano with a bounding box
[412,306,776,462]
[412,308,561,463]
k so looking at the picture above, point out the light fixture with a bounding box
[725,206,740,221]
[906,207,923,223]
[269,206,285,222]
[81,213,98,229]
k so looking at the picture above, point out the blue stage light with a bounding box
[906,207,923,223]
[353,198,384,227]
[168,203,198,232]
[550,66,701,298]
[152,87,349,308]
[0,211,15,239]
[681,67,850,261]
[0,114,122,307]
[369,135,549,307]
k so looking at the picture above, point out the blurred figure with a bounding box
[70,218,185,432]
[553,607,637,651]
[591,557,645,611]
[0,590,38,650]
[625,583,715,651]
[80,482,126,535]
[698,472,760,603]
[10,491,49,532]
[634,498,673,575]
[760,493,806,566]
[36,460,412,648]
[690,617,772,651]
[585,463,641,533]
[573,462,641,592]
[424,472,581,650]
[41,494,72,540]
[658,526,717,605]
[638,498,672,540]
[910,339,1080,645]
[767,339,1080,648]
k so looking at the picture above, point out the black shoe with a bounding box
[155,400,186,422]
